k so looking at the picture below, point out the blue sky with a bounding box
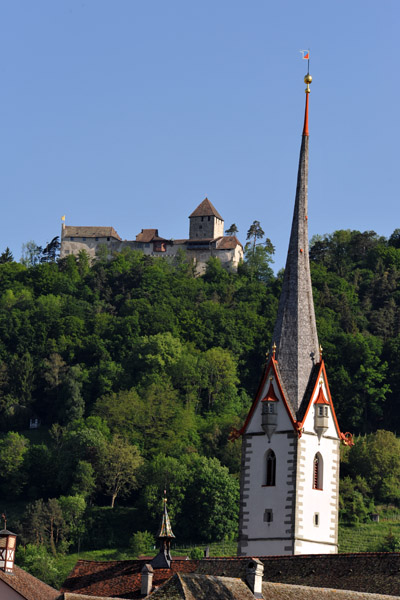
[0,0,398,269]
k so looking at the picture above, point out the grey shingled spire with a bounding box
[272,76,319,417]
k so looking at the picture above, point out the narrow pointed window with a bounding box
[266,450,276,486]
[313,453,323,490]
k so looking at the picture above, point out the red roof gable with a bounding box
[237,358,297,436]
[298,360,343,442]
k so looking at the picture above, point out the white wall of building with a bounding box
[239,368,340,557]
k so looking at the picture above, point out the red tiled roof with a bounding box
[63,227,122,241]
[189,198,223,220]
[61,559,198,599]
[135,229,159,242]
[62,553,400,598]
[0,564,60,600]
[216,236,243,250]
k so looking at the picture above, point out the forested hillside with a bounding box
[1,228,400,572]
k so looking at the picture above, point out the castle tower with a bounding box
[189,197,224,239]
[236,72,351,557]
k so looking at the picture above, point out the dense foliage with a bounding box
[2,228,400,558]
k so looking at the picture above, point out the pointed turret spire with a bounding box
[157,489,175,541]
[151,490,175,569]
[271,71,319,417]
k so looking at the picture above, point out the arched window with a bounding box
[313,453,323,490]
[266,450,276,486]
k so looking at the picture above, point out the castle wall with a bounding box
[60,237,242,275]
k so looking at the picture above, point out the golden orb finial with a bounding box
[304,73,312,94]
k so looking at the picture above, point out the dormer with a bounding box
[314,386,330,442]
[261,383,279,441]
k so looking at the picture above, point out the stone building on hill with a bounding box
[60,198,243,274]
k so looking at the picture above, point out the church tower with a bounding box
[236,72,352,557]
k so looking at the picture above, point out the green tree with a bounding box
[99,435,143,508]
[20,241,42,266]
[129,530,155,557]
[343,431,400,505]
[225,224,239,236]
[16,544,61,588]
[180,455,239,542]
[58,495,87,552]
[246,221,265,255]
[0,247,14,263]
[0,432,29,495]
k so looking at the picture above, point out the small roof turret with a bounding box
[157,490,175,540]
[151,491,175,570]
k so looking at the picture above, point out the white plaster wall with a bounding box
[241,379,297,556]
[294,374,340,554]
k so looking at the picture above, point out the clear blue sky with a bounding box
[0,0,398,269]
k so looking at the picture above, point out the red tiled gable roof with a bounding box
[189,198,223,220]
[0,564,60,600]
[61,559,199,599]
[215,236,243,250]
[63,227,122,241]
[135,229,158,242]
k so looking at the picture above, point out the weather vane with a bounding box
[300,49,312,93]
[300,49,310,74]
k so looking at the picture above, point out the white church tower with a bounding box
[236,72,353,556]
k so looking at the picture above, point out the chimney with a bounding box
[246,558,264,598]
[141,564,154,596]
[0,529,17,574]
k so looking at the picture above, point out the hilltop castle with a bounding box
[60,197,243,274]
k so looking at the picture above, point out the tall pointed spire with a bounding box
[272,71,319,417]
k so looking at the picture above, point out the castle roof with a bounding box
[189,198,223,220]
[216,235,243,250]
[63,226,122,241]
[135,229,168,243]
[271,84,319,418]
